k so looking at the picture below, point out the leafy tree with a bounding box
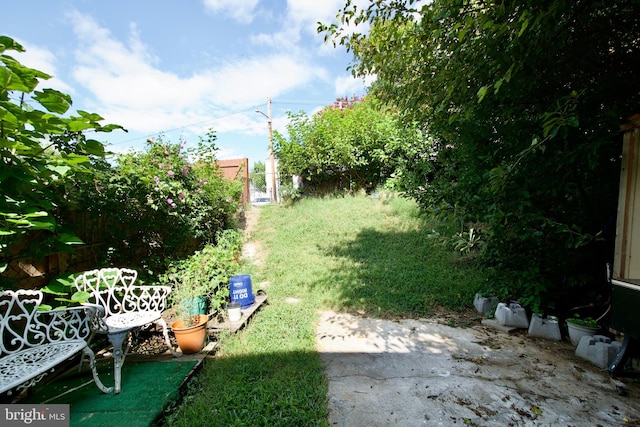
[0,36,124,272]
[250,161,267,192]
[275,95,426,194]
[321,1,640,311]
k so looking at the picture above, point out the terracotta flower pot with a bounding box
[171,314,208,354]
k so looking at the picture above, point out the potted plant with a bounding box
[566,314,600,346]
[161,241,239,353]
[167,270,209,354]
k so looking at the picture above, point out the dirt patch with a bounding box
[242,206,260,239]
[317,311,640,426]
[240,207,267,267]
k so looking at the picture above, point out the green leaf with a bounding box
[67,119,95,132]
[477,86,488,103]
[82,139,106,156]
[28,220,56,231]
[24,211,49,218]
[33,88,72,114]
[567,117,579,127]
[1,55,50,91]
[518,18,529,37]
[76,110,104,121]
[58,233,83,245]
[70,291,91,303]
[59,153,91,165]
[0,66,12,89]
[0,36,25,53]
[47,164,71,177]
[41,282,69,296]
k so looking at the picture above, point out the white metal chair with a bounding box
[74,268,178,394]
[0,289,111,396]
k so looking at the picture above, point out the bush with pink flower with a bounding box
[79,129,242,273]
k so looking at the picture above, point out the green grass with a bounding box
[160,193,488,426]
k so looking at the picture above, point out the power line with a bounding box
[108,99,342,147]
[107,103,265,147]
[273,99,335,106]
[4,93,358,148]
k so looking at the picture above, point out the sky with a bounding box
[1,0,371,169]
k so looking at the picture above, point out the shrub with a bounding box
[71,132,243,274]
[160,229,243,317]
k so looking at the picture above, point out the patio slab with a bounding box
[318,310,640,426]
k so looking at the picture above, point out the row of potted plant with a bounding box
[474,292,601,346]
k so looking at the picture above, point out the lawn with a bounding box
[160,193,488,426]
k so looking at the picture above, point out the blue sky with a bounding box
[1,0,371,168]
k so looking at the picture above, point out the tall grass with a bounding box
[161,193,488,426]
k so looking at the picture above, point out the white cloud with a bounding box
[249,0,348,54]
[65,10,328,135]
[334,73,373,96]
[281,0,371,59]
[286,0,344,35]
[11,39,73,94]
[210,55,327,105]
[215,146,242,160]
[202,0,259,24]
[250,30,299,52]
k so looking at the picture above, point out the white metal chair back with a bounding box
[0,289,111,395]
[75,268,170,316]
[0,290,91,356]
[1,290,44,357]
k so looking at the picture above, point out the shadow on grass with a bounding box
[316,227,485,317]
[157,350,328,426]
[11,346,329,426]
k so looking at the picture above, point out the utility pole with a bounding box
[256,97,277,202]
[267,97,277,202]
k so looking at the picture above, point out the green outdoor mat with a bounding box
[25,359,198,427]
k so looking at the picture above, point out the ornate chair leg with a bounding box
[78,330,97,374]
[108,331,129,394]
[155,318,181,357]
[82,347,113,393]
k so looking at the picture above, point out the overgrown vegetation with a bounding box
[0,36,124,271]
[160,229,243,322]
[0,36,242,289]
[163,194,487,426]
[274,95,429,195]
[71,131,242,274]
[249,160,266,192]
[315,0,640,313]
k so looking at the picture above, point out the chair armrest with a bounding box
[36,306,96,342]
[80,303,109,333]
